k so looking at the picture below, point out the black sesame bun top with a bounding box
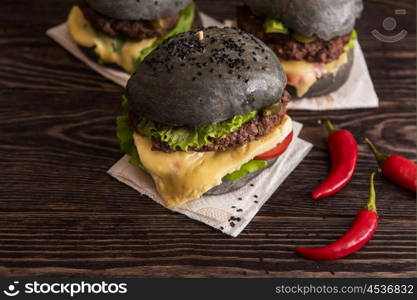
[85,0,193,21]
[243,0,363,41]
[126,27,287,127]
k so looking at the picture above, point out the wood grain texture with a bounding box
[0,0,415,278]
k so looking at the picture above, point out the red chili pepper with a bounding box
[365,138,416,192]
[312,120,358,200]
[297,171,378,260]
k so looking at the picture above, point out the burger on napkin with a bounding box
[67,0,195,73]
[117,27,294,206]
[237,0,363,98]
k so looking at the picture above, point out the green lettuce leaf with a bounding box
[137,3,195,63]
[223,160,268,182]
[264,18,289,34]
[137,110,258,152]
[134,98,283,152]
[116,96,144,168]
[344,29,358,51]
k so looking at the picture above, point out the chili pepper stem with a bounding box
[364,138,387,168]
[320,119,336,135]
[365,171,377,212]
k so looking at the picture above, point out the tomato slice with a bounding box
[255,131,293,160]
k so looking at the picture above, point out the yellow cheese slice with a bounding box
[67,6,157,73]
[134,115,293,207]
[279,52,348,97]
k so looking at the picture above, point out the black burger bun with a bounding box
[127,27,287,127]
[243,0,363,41]
[86,0,193,21]
[205,157,278,195]
[288,49,354,99]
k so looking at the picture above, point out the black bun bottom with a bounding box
[204,157,278,196]
[288,49,354,99]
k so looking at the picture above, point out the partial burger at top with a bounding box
[237,0,363,98]
[67,0,195,73]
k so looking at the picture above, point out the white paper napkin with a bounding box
[47,13,378,110]
[108,121,312,237]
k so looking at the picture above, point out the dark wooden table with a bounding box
[0,0,415,278]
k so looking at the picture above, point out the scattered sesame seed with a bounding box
[195,30,204,41]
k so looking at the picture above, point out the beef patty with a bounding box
[80,5,179,41]
[236,6,350,64]
[145,90,291,153]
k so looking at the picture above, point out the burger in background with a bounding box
[117,27,294,206]
[67,0,195,73]
[237,0,363,98]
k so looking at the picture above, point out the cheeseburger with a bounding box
[237,0,363,98]
[117,27,294,206]
[67,0,195,73]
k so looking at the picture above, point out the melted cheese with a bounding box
[67,6,156,73]
[280,52,348,97]
[134,115,293,207]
